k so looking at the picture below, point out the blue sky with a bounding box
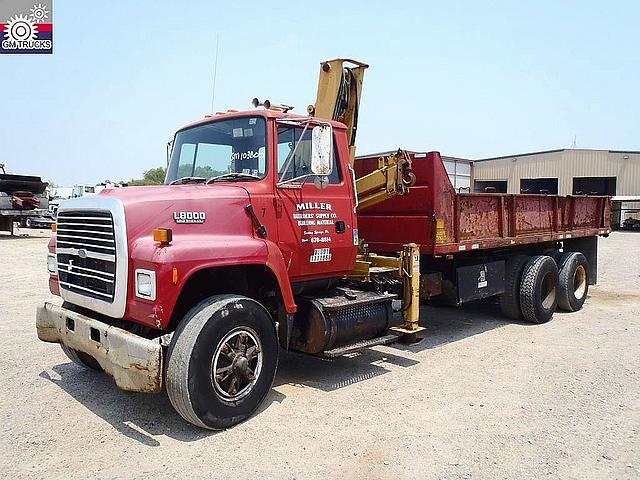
[1,0,638,185]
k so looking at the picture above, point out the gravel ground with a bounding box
[0,228,638,479]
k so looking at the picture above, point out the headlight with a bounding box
[47,253,57,275]
[135,269,156,300]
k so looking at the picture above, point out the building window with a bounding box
[573,177,616,196]
[474,180,507,193]
[443,159,472,191]
[520,178,558,194]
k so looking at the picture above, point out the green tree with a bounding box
[129,167,166,186]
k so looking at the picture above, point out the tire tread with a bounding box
[166,295,238,429]
[520,255,558,324]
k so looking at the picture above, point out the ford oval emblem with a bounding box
[77,249,88,259]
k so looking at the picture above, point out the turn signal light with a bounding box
[153,228,173,244]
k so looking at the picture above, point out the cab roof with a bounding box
[176,109,348,134]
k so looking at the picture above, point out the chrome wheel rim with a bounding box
[211,327,263,402]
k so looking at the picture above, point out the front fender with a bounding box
[126,234,296,329]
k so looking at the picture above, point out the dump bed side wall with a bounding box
[355,152,611,255]
[355,152,455,253]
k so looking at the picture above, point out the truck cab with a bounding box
[37,109,379,429]
[164,111,359,282]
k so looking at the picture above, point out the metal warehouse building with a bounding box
[472,148,640,227]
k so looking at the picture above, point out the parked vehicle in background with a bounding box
[622,217,640,230]
[72,184,96,198]
[0,162,49,234]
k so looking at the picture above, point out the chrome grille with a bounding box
[56,210,116,302]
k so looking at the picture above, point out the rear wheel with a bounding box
[60,344,103,371]
[166,294,279,430]
[499,255,530,320]
[519,255,559,324]
[557,252,589,312]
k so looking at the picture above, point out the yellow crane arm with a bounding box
[309,59,415,211]
[355,149,415,212]
[309,59,423,341]
[308,58,368,165]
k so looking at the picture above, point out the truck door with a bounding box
[274,123,357,280]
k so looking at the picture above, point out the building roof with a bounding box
[475,148,640,162]
[358,148,640,163]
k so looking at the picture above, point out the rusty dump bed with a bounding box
[355,152,611,256]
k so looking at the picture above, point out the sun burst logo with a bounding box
[4,14,38,42]
[30,4,49,23]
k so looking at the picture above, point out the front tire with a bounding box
[166,295,279,430]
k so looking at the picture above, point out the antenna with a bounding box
[571,134,577,148]
[210,33,220,114]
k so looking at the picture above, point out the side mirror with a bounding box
[310,125,333,176]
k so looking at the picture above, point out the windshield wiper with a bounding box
[169,176,206,185]
[206,172,261,184]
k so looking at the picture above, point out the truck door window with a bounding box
[277,126,341,184]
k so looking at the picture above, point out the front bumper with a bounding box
[36,302,163,393]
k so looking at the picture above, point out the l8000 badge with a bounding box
[173,211,206,224]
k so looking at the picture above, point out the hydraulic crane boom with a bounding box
[308,59,423,340]
[308,58,368,165]
[308,59,415,211]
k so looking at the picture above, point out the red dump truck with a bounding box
[36,59,610,430]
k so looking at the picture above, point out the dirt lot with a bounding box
[0,228,638,479]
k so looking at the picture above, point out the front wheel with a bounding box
[165,295,279,430]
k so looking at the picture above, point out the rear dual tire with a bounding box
[557,252,589,312]
[519,256,559,324]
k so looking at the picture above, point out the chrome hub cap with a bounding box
[211,328,263,402]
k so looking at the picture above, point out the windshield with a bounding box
[165,116,267,184]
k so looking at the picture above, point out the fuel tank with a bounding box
[290,288,395,354]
